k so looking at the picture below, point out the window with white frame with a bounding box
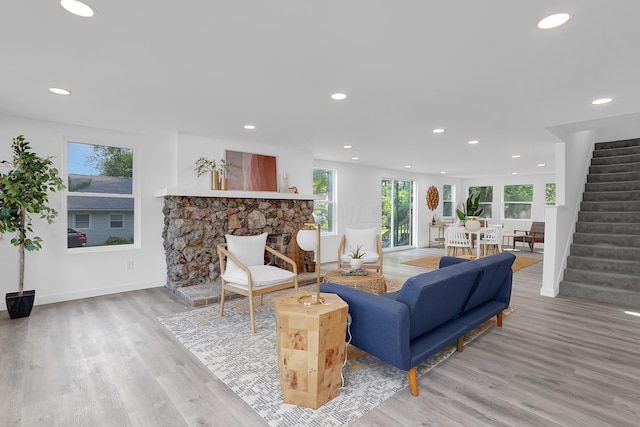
[109,214,125,229]
[469,186,493,218]
[67,141,135,248]
[504,184,533,219]
[546,183,556,205]
[442,184,453,217]
[312,168,335,233]
[74,213,90,229]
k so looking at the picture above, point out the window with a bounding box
[546,183,556,205]
[504,184,533,219]
[381,179,414,248]
[469,186,493,218]
[442,184,453,217]
[312,168,335,233]
[74,213,90,229]
[67,141,135,248]
[109,214,124,229]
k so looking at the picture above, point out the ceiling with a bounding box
[2,1,640,178]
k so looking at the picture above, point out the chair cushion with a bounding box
[224,233,268,272]
[345,227,378,254]
[340,252,380,264]
[222,265,296,288]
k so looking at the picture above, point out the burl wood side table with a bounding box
[274,292,348,409]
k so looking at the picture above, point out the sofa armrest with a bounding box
[321,283,412,370]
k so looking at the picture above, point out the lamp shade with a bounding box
[296,229,317,251]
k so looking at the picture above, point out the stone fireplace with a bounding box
[158,190,316,292]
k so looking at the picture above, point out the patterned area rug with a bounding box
[159,287,513,426]
[402,255,541,272]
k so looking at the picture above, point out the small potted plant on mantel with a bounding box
[194,157,238,190]
[0,135,65,319]
[194,157,220,190]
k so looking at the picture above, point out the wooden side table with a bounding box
[274,292,348,409]
[323,270,387,295]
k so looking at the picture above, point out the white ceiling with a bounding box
[2,1,640,178]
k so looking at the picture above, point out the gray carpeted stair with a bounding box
[560,138,640,309]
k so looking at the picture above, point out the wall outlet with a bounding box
[126,260,134,270]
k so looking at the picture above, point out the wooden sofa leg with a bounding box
[408,367,419,396]
[457,336,464,352]
[497,311,503,327]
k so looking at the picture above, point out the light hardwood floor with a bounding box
[1,248,638,426]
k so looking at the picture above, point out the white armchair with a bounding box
[217,232,298,333]
[337,227,383,274]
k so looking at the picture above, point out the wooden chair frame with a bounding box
[513,221,545,252]
[217,243,298,333]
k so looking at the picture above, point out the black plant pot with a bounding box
[5,290,36,319]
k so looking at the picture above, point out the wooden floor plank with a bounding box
[1,248,639,426]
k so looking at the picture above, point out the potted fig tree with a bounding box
[0,135,65,319]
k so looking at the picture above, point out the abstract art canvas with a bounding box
[226,150,278,191]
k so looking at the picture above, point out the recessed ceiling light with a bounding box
[538,163,546,167]
[512,155,521,158]
[433,128,445,134]
[343,145,353,149]
[49,87,71,95]
[440,171,446,174]
[243,124,256,130]
[625,311,640,317]
[468,140,479,145]
[511,172,518,175]
[60,0,95,17]
[331,93,347,100]
[592,97,613,105]
[537,13,570,29]
[404,165,412,169]
[351,156,359,160]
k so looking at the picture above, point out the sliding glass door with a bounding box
[381,179,414,249]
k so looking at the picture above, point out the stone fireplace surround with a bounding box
[156,189,317,297]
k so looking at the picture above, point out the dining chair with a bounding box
[444,227,472,256]
[480,226,502,255]
[217,232,298,333]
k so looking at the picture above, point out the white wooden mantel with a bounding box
[153,188,321,200]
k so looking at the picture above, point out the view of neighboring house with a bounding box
[67,174,134,247]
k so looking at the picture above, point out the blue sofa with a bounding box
[320,252,516,396]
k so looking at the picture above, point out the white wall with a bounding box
[314,159,462,262]
[0,117,317,310]
[175,133,314,194]
[460,174,556,234]
[0,114,173,310]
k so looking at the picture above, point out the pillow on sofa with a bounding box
[396,261,482,340]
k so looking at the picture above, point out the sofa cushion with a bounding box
[463,252,515,312]
[340,252,380,264]
[224,233,268,272]
[396,261,481,340]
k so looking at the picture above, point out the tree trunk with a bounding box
[18,211,25,296]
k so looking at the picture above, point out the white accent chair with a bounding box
[480,226,502,255]
[337,227,383,274]
[444,227,472,256]
[217,232,298,333]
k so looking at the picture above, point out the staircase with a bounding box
[559,138,640,309]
